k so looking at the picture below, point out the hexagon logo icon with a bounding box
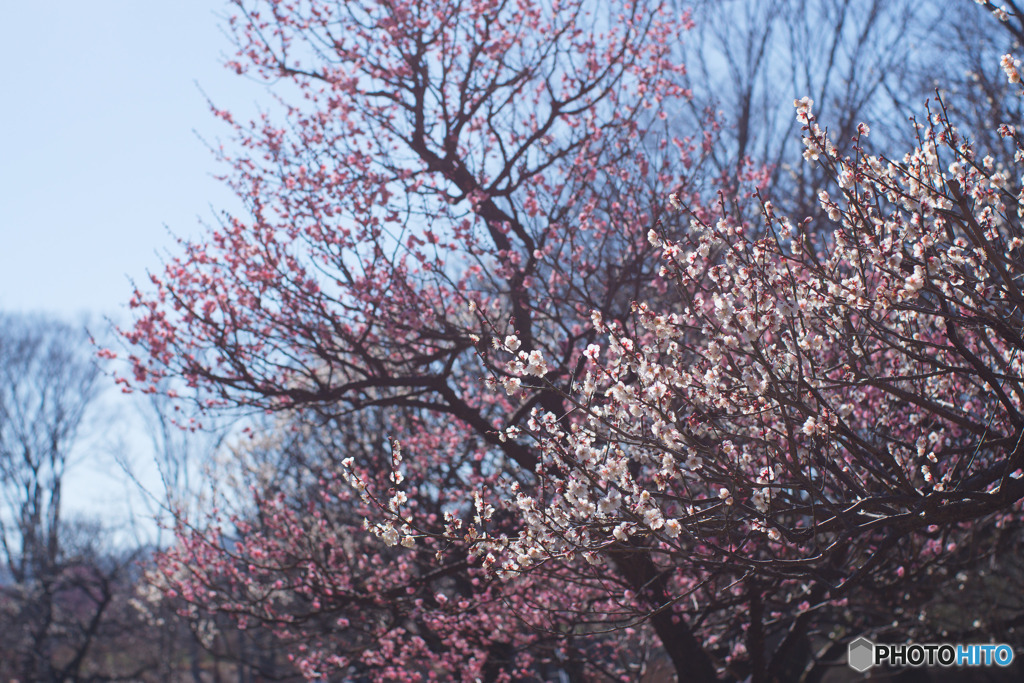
[848,637,875,672]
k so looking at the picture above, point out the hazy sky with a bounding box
[0,2,265,532]
[1,1,257,320]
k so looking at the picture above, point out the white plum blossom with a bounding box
[524,349,548,377]
[381,524,400,547]
[794,96,813,123]
[1002,54,1021,84]
[503,376,522,395]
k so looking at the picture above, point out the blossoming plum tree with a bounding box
[123,0,735,679]
[121,0,1024,679]
[355,89,1024,680]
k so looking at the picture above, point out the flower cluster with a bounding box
[445,91,1024,630]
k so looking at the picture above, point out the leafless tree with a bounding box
[0,314,99,584]
[673,0,922,216]
[0,314,171,681]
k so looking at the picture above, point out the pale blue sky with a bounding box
[0,2,264,533]
[1,1,256,319]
